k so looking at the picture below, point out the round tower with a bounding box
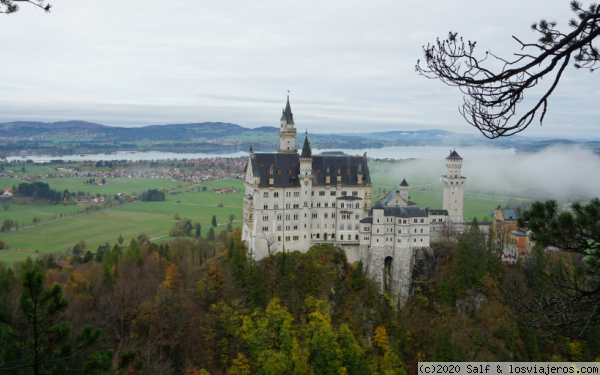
[440,149,466,224]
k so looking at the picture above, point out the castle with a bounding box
[242,96,465,302]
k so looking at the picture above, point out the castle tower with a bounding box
[299,132,313,248]
[399,178,409,203]
[440,150,466,223]
[278,95,297,153]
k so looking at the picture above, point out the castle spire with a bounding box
[300,131,312,158]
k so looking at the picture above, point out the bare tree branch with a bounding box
[416,1,600,139]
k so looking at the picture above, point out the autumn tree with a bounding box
[0,268,135,374]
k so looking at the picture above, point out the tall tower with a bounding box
[278,95,297,153]
[299,132,313,249]
[440,150,466,223]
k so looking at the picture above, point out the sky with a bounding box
[1,0,598,139]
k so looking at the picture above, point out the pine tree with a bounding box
[212,215,217,227]
[433,330,454,361]
[0,269,135,374]
[454,230,475,297]
[195,223,201,238]
[350,260,365,291]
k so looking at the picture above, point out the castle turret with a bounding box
[440,149,466,224]
[399,178,409,203]
[278,95,297,153]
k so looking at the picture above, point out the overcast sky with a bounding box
[1,0,598,139]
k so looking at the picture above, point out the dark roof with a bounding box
[400,178,409,187]
[447,150,462,159]
[248,153,371,188]
[426,209,448,215]
[360,217,373,223]
[373,200,384,209]
[509,230,527,237]
[337,196,363,200]
[301,134,311,158]
[370,205,428,218]
[281,96,294,125]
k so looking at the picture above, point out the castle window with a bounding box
[420,219,424,223]
[421,228,423,233]
[340,224,344,230]
[274,204,279,209]
[271,163,275,166]
[346,169,350,174]
[278,170,281,174]
[274,192,279,197]
[355,224,359,230]
[277,214,282,220]
[356,203,359,208]
[312,213,318,219]
[263,192,269,198]
[294,225,298,230]
[289,170,292,174]
[264,205,268,209]
[315,169,319,174]
[341,203,344,208]
[403,220,407,224]
[266,170,270,175]
[355,235,359,240]
[355,214,359,219]
[278,236,281,241]
[352,191,358,196]
[414,239,416,242]
[277,225,282,231]
[286,214,290,220]
[262,226,269,232]
[317,202,321,207]
[398,239,400,243]
[260,163,264,166]
[421,238,423,242]
[341,191,347,196]
[341,235,344,240]
[325,202,328,207]
[324,213,328,219]
[330,191,336,196]
[347,224,351,230]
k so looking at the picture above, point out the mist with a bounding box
[385,146,600,204]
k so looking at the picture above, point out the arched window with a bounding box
[340,224,344,230]
[278,169,281,174]
[277,225,282,231]
[341,235,344,240]
[278,236,281,241]
[356,203,359,208]
[355,224,359,230]
[263,192,269,198]
[288,169,292,174]
[347,224,352,230]
[355,235,359,240]
[341,203,345,208]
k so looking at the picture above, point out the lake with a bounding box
[5,146,515,162]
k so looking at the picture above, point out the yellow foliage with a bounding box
[162,264,182,289]
[568,341,584,362]
[374,326,389,350]
[229,353,251,375]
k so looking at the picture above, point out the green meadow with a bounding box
[0,179,245,264]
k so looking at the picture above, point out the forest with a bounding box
[1,218,599,374]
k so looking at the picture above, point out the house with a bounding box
[2,189,13,197]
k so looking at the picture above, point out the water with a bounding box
[4,146,515,162]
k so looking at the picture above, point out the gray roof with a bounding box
[370,205,428,218]
[447,150,462,159]
[247,152,371,188]
[400,178,409,187]
[281,96,294,125]
[504,209,518,220]
[509,230,527,237]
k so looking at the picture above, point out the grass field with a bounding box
[0,179,245,264]
[0,250,39,267]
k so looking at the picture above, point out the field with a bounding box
[0,159,530,266]
[0,178,245,265]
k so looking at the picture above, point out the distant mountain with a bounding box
[0,120,107,130]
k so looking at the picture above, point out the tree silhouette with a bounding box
[416,1,600,138]
[1,0,51,15]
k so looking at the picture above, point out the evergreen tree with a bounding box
[432,330,454,361]
[211,215,217,227]
[124,238,143,265]
[0,269,135,374]
[454,230,475,297]
[117,233,124,245]
[207,227,215,241]
[350,260,365,291]
[305,257,319,297]
[195,223,201,238]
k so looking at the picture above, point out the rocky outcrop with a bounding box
[456,289,488,319]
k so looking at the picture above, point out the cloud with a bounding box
[0,0,597,138]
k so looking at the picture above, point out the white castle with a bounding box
[242,96,465,302]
